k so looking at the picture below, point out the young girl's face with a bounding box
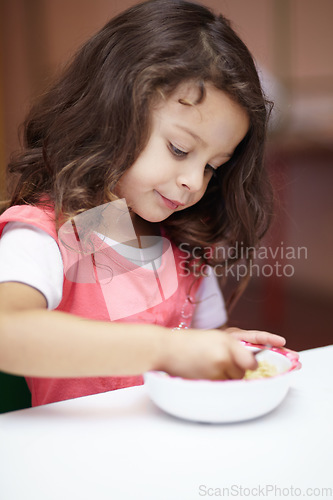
[116,82,249,224]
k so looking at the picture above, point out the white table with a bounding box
[1,346,333,500]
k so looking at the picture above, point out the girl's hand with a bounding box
[223,327,286,347]
[159,329,258,381]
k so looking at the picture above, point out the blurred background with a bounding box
[0,0,332,351]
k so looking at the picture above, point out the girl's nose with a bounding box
[176,165,205,193]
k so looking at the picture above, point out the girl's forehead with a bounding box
[153,81,203,110]
[153,81,249,128]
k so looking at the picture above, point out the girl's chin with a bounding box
[142,214,169,223]
[130,210,169,226]
[138,207,186,224]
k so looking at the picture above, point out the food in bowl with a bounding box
[243,360,279,380]
[144,343,301,423]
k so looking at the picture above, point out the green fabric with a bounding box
[0,372,31,413]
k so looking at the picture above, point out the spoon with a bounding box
[253,344,272,358]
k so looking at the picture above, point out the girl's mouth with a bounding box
[156,191,184,210]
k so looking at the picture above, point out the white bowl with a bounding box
[144,343,301,423]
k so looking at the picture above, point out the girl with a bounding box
[0,0,285,407]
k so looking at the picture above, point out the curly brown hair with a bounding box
[4,0,273,304]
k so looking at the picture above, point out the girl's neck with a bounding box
[97,208,160,249]
[131,215,161,249]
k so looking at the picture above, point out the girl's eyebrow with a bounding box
[174,124,233,158]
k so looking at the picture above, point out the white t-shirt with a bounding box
[0,222,227,329]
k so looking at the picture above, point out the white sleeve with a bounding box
[0,222,64,310]
[191,267,227,329]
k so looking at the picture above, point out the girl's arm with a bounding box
[0,281,167,378]
[0,282,282,381]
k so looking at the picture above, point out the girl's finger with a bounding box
[226,328,286,347]
[223,363,246,380]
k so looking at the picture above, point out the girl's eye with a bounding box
[169,143,188,158]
